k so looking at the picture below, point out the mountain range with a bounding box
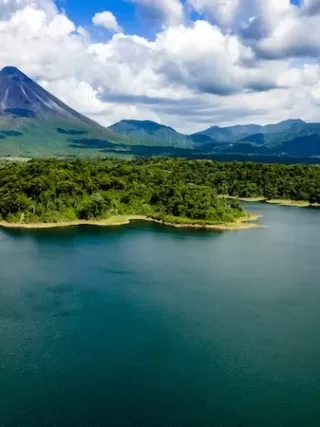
[0,66,320,159]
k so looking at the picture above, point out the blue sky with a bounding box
[58,0,302,37]
[56,0,149,36]
[56,0,132,32]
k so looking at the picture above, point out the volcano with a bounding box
[0,66,126,157]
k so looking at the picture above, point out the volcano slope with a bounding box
[0,66,128,157]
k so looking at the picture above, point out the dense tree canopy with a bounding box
[0,157,319,224]
[0,158,241,224]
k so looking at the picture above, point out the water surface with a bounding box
[1,203,320,426]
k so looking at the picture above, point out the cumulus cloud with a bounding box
[92,11,123,33]
[233,0,320,60]
[0,0,57,19]
[256,14,320,59]
[188,0,320,61]
[302,0,320,15]
[187,0,239,27]
[0,0,320,133]
[130,0,184,26]
[154,20,278,95]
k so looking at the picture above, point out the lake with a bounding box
[1,203,320,427]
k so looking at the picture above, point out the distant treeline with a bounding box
[0,158,319,224]
[161,158,320,202]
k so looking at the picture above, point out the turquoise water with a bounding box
[1,203,320,426]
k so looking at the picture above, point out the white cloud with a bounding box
[92,11,123,33]
[153,20,277,95]
[131,0,184,26]
[187,0,239,27]
[187,0,320,61]
[231,0,320,61]
[256,13,320,59]
[0,0,57,19]
[302,0,320,15]
[1,0,320,133]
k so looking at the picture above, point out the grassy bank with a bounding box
[224,196,319,208]
[265,199,310,207]
[0,214,263,231]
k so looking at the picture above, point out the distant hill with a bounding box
[239,133,266,145]
[109,120,191,148]
[275,134,320,157]
[263,119,306,134]
[187,119,320,159]
[191,120,307,143]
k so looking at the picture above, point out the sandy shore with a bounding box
[155,214,263,231]
[0,215,147,229]
[0,214,263,232]
[265,199,310,207]
[224,195,319,208]
[225,196,266,202]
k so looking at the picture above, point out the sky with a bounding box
[0,0,320,133]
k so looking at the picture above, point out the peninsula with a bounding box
[0,158,264,231]
[1,157,319,231]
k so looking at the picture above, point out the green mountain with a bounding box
[187,120,320,159]
[193,125,263,142]
[0,66,129,157]
[191,120,307,143]
[109,120,191,148]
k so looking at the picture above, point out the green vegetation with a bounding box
[109,120,191,149]
[1,157,319,226]
[0,158,246,225]
[0,118,130,158]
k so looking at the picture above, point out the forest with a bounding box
[0,157,319,224]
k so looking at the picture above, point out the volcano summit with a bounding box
[0,66,95,124]
[0,66,127,157]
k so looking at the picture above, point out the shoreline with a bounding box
[224,196,320,208]
[0,214,263,232]
[156,214,263,230]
